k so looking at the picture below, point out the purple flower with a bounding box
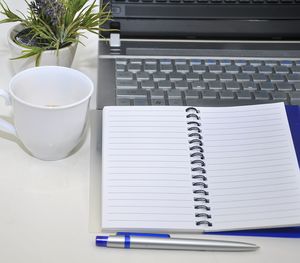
[30,0,65,26]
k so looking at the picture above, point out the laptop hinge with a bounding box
[109,33,121,51]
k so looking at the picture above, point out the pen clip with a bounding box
[116,232,170,238]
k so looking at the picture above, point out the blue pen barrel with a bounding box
[95,236,109,247]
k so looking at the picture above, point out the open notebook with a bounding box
[101,103,300,232]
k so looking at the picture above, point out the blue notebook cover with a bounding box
[207,105,300,238]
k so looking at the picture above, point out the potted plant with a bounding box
[0,0,112,71]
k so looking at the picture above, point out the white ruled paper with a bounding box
[102,106,196,231]
[200,103,300,231]
[101,103,300,232]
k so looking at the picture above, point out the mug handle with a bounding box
[0,89,17,136]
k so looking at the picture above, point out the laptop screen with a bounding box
[106,0,300,40]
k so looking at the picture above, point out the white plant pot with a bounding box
[7,24,78,73]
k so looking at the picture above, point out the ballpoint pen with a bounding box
[95,233,259,252]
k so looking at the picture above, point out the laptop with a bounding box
[96,0,300,108]
[89,1,300,232]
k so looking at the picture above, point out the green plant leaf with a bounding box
[2,0,115,64]
[0,1,24,23]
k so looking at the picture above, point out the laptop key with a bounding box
[116,59,127,65]
[192,65,206,73]
[151,98,166,106]
[153,72,167,81]
[167,89,182,98]
[252,73,268,82]
[141,80,155,89]
[242,81,258,90]
[234,60,247,66]
[276,82,293,91]
[116,64,126,72]
[254,90,270,100]
[235,73,251,82]
[202,72,217,81]
[236,90,252,100]
[127,63,142,73]
[225,81,240,91]
[269,74,285,82]
[219,73,234,82]
[190,59,202,65]
[169,72,184,81]
[175,59,187,65]
[191,81,207,90]
[249,60,263,66]
[294,83,300,91]
[116,80,138,89]
[144,64,157,73]
[219,90,235,99]
[257,65,273,74]
[176,64,190,73]
[160,59,172,65]
[116,72,134,80]
[208,65,223,73]
[136,71,150,81]
[185,90,199,99]
[186,99,201,106]
[202,90,218,99]
[158,80,172,90]
[117,89,147,98]
[219,59,232,66]
[168,98,183,106]
[260,82,276,91]
[174,80,189,90]
[225,65,240,74]
[116,98,131,106]
[186,73,200,81]
[286,74,300,83]
[291,66,300,74]
[133,98,149,106]
[144,59,157,65]
[241,65,256,74]
[150,89,165,98]
[280,60,293,66]
[160,64,174,73]
[290,91,300,105]
[274,66,290,74]
[208,81,223,90]
[270,91,288,102]
[204,59,217,65]
[130,59,142,64]
[265,60,278,66]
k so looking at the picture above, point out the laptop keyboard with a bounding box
[115,58,300,106]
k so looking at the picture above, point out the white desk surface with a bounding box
[1,2,300,262]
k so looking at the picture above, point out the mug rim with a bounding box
[9,66,94,110]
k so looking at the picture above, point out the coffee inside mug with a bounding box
[10,66,93,108]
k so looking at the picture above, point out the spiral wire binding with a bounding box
[186,107,212,227]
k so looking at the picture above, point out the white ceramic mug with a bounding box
[0,66,94,160]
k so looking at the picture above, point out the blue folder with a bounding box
[207,105,300,238]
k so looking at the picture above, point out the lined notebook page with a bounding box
[200,103,300,231]
[102,106,196,231]
[101,103,300,232]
